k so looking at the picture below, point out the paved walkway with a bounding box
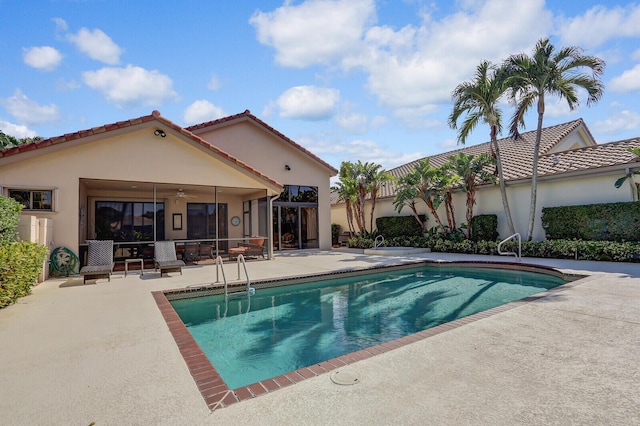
[0,250,638,425]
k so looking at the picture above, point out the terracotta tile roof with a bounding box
[338,119,640,202]
[186,110,338,175]
[0,110,283,190]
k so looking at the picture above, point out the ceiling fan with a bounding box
[173,189,197,199]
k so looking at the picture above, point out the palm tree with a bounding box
[392,173,426,232]
[448,60,516,236]
[393,158,448,235]
[503,37,605,240]
[332,162,359,235]
[445,152,496,238]
[432,167,460,232]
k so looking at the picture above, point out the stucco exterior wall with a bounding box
[0,127,276,254]
[195,122,336,249]
[331,169,635,242]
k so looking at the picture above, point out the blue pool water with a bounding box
[170,265,565,389]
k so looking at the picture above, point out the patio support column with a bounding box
[153,183,157,243]
[267,192,274,260]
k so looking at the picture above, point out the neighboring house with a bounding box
[331,119,640,241]
[0,110,337,269]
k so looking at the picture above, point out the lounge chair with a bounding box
[79,240,115,284]
[154,241,186,276]
[238,237,266,259]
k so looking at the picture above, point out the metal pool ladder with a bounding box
[215,255,254,299]
[498,233,521,262]
[236,254,255,297]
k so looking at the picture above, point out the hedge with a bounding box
[1,241,49,308]
[376,215,426,238]
[470,214,498,242]
[542,201,640,241]
[346,236,640,263]
[0,196,22,244]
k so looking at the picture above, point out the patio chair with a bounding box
[183,241,201,264]
[79,240,115,284]
[238,236,266,259]
[153,241,186,276]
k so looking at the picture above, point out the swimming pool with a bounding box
[169,263,567,390]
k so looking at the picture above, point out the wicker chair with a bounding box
[153,241,186,276]
[79,240,115,284]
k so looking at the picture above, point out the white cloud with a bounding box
[302,136,423,169]
[632,49,640,61]
[23,46,62,71]
[0,120,37,139]
[53,17,68,32]
[593,110,640,134]
[0,89,60,124]
[67,27,123,65]
[557,4,640,49]
[277,86,340,120]
[609,64,640,93]
[336,110,368,133]
[250,0,376,68]
[183,100,225,125]
[207,75,221,91]
[82,65,178,108]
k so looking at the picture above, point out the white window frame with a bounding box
[3,186,59,212]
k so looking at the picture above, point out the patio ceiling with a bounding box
[81,179,264,199]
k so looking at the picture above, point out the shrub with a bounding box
[0,241,49,308]
[376,215,426,238]
[542,201,640,241]
[471,214,499,242]
[0,196,22,244]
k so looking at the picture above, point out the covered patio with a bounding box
[78,178,273,268]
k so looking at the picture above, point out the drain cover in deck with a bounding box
[330,370,360,385]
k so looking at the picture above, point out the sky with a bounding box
[2,0,640,173]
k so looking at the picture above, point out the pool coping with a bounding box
[152,260,592,412]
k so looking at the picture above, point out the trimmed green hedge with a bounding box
[376,215,426,238]
[347,236,640,263]
[542,201,640,241]
[1,241,49,308]
[471,214,498,242]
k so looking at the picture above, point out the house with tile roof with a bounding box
[331,119,640,241]
[0,110,337,276]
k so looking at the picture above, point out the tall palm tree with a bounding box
[503,37,605,241]
[445,152,496,238]
[365,166,393,233]
[448,60,516,236]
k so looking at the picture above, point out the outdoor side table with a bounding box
[125,258,144,277]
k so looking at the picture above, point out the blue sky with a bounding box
[2,0,640,172]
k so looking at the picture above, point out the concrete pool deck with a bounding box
[0,250,638,425]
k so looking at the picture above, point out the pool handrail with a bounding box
[236,254,254,297]
[374,235,385,249]
[498,233,521,262]
[214,256,229,297]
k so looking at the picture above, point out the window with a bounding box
[186,203,228,239]
[95,201,164,241]
[274,185,318,203]
[8,189,53,211]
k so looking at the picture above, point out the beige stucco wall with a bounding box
[0,125,279,254]
[331,169,636,242]
[194,121,336,249]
